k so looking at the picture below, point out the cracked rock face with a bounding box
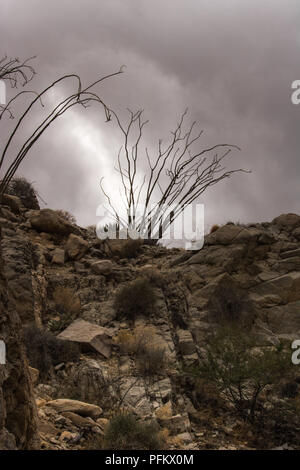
[0,228,39,450]
[0,205,299,450]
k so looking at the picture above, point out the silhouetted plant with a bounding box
[100,108,249,241]
[0,54,124,197]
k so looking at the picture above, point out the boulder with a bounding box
[91,260,113,276]
[157,412,191,435]
[28,209,75,236]
[266,301,300,336]
[193,273,256,327]
[46,399,102,418]
[205,224,243,245]
[272,213,300,230]
[0,194,23,213]
[61,412,97,429]
[250,271,300,304]
[177,329,196,356]
[51,248,65,265]
[57,319,112,358]
[65,234,89,260]
[292,227,300,241]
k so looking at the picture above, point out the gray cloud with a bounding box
[1,0,299,231]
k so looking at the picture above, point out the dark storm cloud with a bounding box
[1,0,299,229]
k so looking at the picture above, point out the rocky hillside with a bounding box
[0,193,300,450]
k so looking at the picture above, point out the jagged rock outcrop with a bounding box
[0,204,299,450]
[0,227,39,450]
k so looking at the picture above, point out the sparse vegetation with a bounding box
[55,209,76,225]
[136,344,166,377]
[103,412,163,450]
[189,324,292,423]
[49,287,81,332]
[113,278,156,322]
[115,326,166,376]
[6,176,40,209]
[24,324,80,378]
[100,108,249,241]
[140,265,165,287]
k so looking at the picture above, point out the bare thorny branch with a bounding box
[100,108,251,240]
[0,54,125,197]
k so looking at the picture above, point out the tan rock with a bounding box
[59,431,79,442]
[96,418,109,429]
[177,329,196,356]
[46,399,103,418]
[91,260,114,275]
[205,224,243,245]
[272,213,300,230]
[65,234,89,260]
[28,209,75,235]
[57,319,112,358]
[61,412,95,428]
[0,194,23,213]
[35,398,47,408]
[51,248,65,265]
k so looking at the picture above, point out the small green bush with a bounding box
[103,413,163,450]
[24,324,80,378]
[114,278,156,322]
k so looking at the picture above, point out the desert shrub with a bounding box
[120,238,143,259]
[24,324,80,378]
[210,224,220,233]
[55,209,76,225]
[115,326,166,376]
[103,412,163,450]
[136,344,166,377]
[140,266,164,287]
[207,279,255,328]
[113,278,156,322]
[188,324,292,423]
[6,176,40,209]
[49,287,81,332]
[115,327,149,355]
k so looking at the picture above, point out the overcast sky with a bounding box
[1,0,299,232]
